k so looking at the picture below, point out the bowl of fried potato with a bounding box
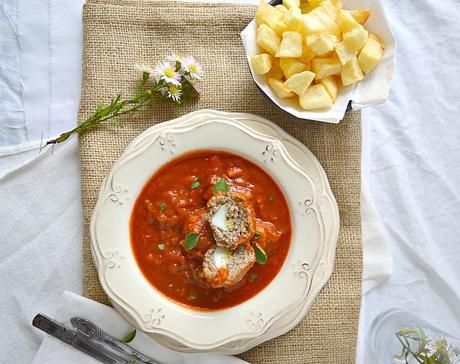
[241,0,395,123]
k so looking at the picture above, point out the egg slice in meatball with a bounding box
[206,191,256,250]
[203,244,256,288]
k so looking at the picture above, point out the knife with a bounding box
[32,314,131,364]
[70,317,160,364]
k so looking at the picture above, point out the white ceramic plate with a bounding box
[90,110,339,353]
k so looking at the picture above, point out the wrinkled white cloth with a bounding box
[0,0,393,363]
[33,291,246,364]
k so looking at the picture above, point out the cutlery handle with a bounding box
[71,317,160,364]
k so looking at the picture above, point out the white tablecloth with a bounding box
[1,0,459,362]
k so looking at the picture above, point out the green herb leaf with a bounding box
[249,273,258,282]
[255,232,262,238]
[184,232,200,251]
[188,289,197,301]
[191,178,201,190]
[160,202,167,211]
[254,245,268,265]
[212,179,229,194]
[122,328,136,343]
[157,243,165,251]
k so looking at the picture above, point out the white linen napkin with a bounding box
[32,291,246,364]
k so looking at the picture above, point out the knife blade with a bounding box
[70,317,159,364]
[32,314,131,364]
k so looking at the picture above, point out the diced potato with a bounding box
[335,41,357,65]
[276,31,303,58]
[266,58,285,80]
[302,45,316,63]
[256,1,284,25]
[285,7,303,31]
[307,34,336,56]
[276,4,289,14]
[343,24,368,51]
[279,58,306,78]
[300,2,313,13]
[256,24,281,56]
[341,56,364,86]
[350,9,371,25]
[311,55,341,79]
[268,78,295,98]
[299,84,333,110]
[320,76,338,100]
[319,0,338,19]
[251,54,274,75]
[283,0,300,9]
[284,70,316,95]
[312,5,338,33]
[358,34,384,74]
[308,0,324,7]
[301,13,329,34]
[255,1,287,35]
[337,9,359,32]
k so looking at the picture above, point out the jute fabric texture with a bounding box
[79,1,362,362]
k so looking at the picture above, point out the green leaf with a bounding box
[157,243,165,251]
[160,202,167,211]
[122,328,136,343]
[184,233,200,251]
[249,273,258,282]
[255,232,262,238]
[191,178,201,190]
[188,289,197,301]
[254,245,268,265]
[212,179,229,194]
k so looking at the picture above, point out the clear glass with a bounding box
[369,309,460,364]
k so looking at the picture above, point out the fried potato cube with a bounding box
[285,7,303,31]
[311,55,341,79]
[313,5,339,33]
[337,9,359,33]
[283,0,300,9]
[256,24,281,56]
[276,31,303,58]
[256,1,284,25]
[358,34,384,74]
[300,1,313,13]
[251,54,273,75]
[350,9,371,25]
[302,45,316,63]
[268,78,295,99]
[308,0,324,7]
[284,70,316,95]
[343,24,368,51]
[341,56,364,86]
[307,34,337,56]
[255,1,287,35]
[301,13,329,34]
[266,58,285,80]
[276,4,289,14]
[279,58,306,78]
[335,41,357,65]
[320,76,338,100]
[299,84,333,110]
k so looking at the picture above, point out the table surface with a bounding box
[1,0,460,363]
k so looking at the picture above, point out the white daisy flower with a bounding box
[181,55,204,80]
[166,84,182,102]
[135,64,154,74]
[166,53,184,64]
[154,61,181,86]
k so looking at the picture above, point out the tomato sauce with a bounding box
[130,150,291,310]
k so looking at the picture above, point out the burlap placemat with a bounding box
[79,1,362,362]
